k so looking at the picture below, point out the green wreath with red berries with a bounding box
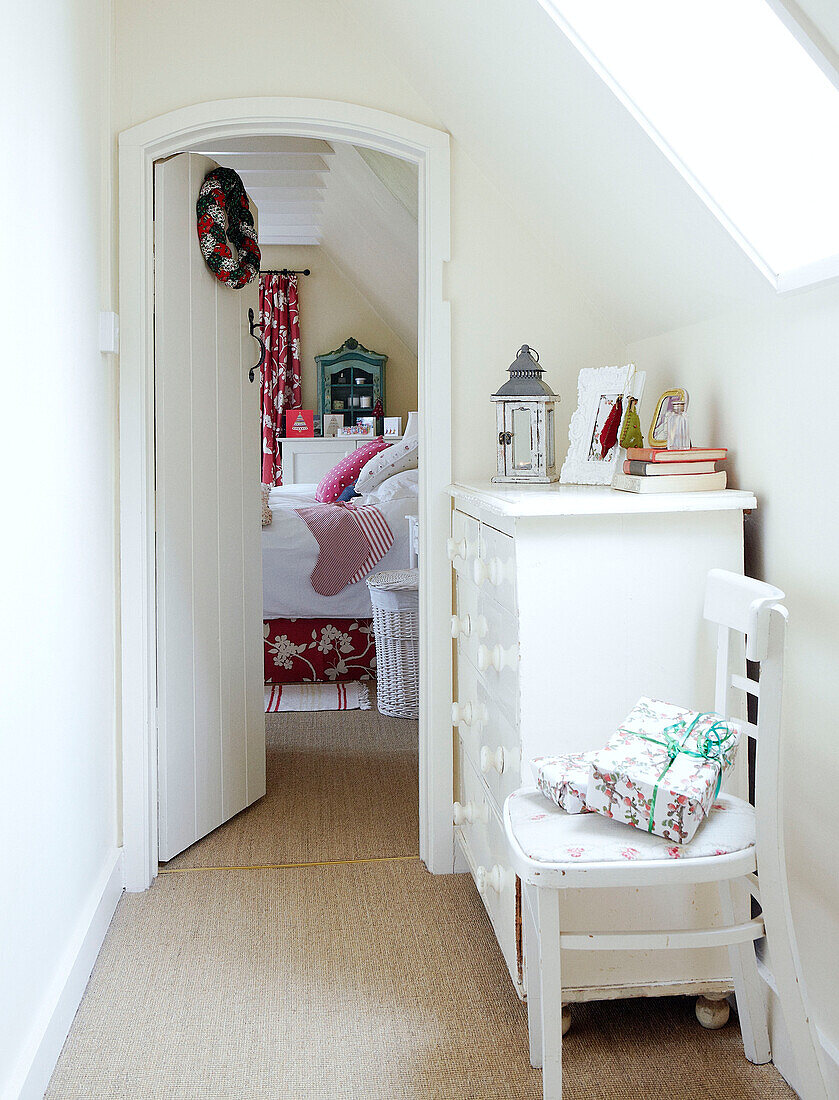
[196,167,261,288]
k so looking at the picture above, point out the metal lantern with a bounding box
[491,345,560,483]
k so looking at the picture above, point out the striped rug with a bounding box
[264,682,371,713]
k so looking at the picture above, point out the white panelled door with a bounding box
[154,153,265,862]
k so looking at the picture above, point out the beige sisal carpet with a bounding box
[163,706,419,869]
[46,705,794,1099]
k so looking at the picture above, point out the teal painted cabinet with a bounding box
[316,337,387,428]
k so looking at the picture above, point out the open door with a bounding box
[154,152,266,862]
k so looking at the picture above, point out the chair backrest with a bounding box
[703,568,787,806]
[702,577,826,1096]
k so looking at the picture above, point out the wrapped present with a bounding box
[586,697,741,845]
[533,752,594,814]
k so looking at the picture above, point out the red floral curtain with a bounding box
[260,272,301,485]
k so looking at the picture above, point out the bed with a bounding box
[262,469,418,683]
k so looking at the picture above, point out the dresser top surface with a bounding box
[449,481,757,518]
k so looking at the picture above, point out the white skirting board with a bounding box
[6,849,124,1100]
[756,961,839,1098]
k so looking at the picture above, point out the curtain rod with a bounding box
[260,268,311,277]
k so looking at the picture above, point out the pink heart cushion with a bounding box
[315,437,391,503]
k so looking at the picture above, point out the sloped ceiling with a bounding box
[192,136,418,350]
[778,0,839,70]
[353,0,839,341]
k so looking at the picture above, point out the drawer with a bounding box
[449,510,480,582]
[476,594,519,723]
[476,679,521,813]
[456,746,522,993]
[452,577,489,673]
[475,522,516,614]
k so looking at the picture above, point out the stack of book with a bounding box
[613,447,728,493]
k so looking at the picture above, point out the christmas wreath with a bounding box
[196,167,261,288]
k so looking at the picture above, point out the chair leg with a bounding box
[759,873,828,1099]
[523,882,543,1069]
[718,879,770,1063]
[536,889,563,1100]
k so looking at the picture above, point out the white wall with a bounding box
[112,0,623,482]
[626,279,839,1057]
[258,245,419,427]
[0,1,120,1096]
[6,0,833,1091]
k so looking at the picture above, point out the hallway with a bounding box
[46,706,795,1098]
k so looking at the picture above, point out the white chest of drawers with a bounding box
[449,481,757,1002]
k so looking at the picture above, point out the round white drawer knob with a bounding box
[474,556,504,587]
[453,800,487,826]
[480,745,505,775]
[476,864,504,896]
[450,613,472,639]
[478,644,512,674]
[446,536,467,563]
[451,700,474,726]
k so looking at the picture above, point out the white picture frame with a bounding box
[383,416,402,438]
[323,413,344,438]
[559,365,646,485]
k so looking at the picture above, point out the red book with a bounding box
[626,447,727,463]
[284,409,314,438]
[624,459,717,476]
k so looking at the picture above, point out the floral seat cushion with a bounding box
[507,788,754,863]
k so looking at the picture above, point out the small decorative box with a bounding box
[533,752,594,815]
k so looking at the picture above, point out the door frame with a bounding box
[119,98,452,891]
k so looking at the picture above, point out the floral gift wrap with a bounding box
[533,752,595,814]
[586,697,741,845]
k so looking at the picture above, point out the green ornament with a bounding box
[619,397,644,449]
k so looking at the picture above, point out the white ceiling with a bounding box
[351,0,839,342]
[190,136,419,349]
[191,0,839,347]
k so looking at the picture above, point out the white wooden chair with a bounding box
[503,569,826,1100]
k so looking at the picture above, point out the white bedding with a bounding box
[262,479,417,619]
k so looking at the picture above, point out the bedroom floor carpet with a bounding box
[46,705,795,1099]
[162,701,418,870]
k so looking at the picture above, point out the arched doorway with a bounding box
[118,98,452,891]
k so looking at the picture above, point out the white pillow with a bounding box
[355,435,419,495]
[363,468,418,504]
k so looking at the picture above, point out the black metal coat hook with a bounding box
[247,308,265,383]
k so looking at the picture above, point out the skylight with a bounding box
[537,0,839,290]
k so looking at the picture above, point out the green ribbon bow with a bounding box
[618,712,738,834]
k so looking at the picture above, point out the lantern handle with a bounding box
[517,344,539,364]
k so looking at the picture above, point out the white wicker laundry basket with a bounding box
[367,569,420,720]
